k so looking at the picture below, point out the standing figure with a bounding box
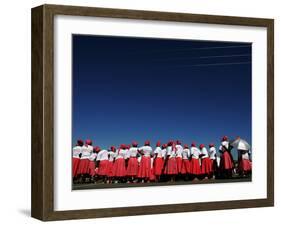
[199,144,212,179]
[137,140,153,183]
[107,146,117,183]
[88,147,97,183]
[154,141,165,182]
[77,139,93,182]
[175,140,184,178]
[96,147,109,183]
[113,144,128,182]
[126,141,139,183]
[164,141,178,182]
[238,149,252,177]
[190,142,201,179]
[72,139,83,183]
[208,143,217,178]
[181,144,191,178]
[219,136,234,178]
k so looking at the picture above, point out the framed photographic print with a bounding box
[31,4,274,221]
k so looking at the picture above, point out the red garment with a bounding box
[77,159,90,175]
[107,161,114,177]
[220,151,234,170]
[239,159,252,171]
[88,161,96,176]
[137,156,151,178]
[190,158,201,175]
[176,157,183,174]
[113,158,126,177]
[72,158,80,177]
[97,160,109,176]
[154,157,164,176]
[181,159,191,174]
[126,157,139,176]
[201,157,212,174]
[164,157,178,175]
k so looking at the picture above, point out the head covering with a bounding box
[127,144,131,149]
[199,144,205,149]
[110,146,116,152]
[77,139,84,146]
[85,139,92,145]
[221,136,228,141]
[168,140,173,146]
[191,142,196,147]
[156,141,161,147]
[132,141,138,147]
[176,140,181,145]
[162,144,167,148]
[209,143,215,148]
[184,144,189,149]
[144,140,150,146]
[94,146,101,152]
[120,144,126,149]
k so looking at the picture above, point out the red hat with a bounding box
[127,144,131,149]
[209,143,215,148]
[145,140,150,146]
[120,144,126,149]
[191,142,196,147]
[132,141,138,147]
[184,144,189,149]
[162,143,167,148]
[156,141,161,147]
[77,139,84,146]
[110,146,116,152]
[199,144,205,149]
[85,139,92,145]
[176,140,181,145]
[168,140,173,146]
[94,146,101,152]
[221,136,228,141]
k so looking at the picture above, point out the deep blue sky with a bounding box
[72,35,252,159]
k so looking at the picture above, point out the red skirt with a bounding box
[181,159,191,174]
[97,160,109,176]
[176,157,183,174]
[220,151,234,170]
[107,161,114,177]
[77,159,90,175]
[190,158,201,175]
[239,159,252,171]
[201,157,212,175]
[137,156,151,178]
[72,158,80,177]
[113,158,126,177]
[154,157,164,176]
[126,157,139,176]
[164,157,178,175]
[88,161,96,176]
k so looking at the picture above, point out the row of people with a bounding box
[72,136,252,184]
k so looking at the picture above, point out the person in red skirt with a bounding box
[107,146,117,183]
[181,144,191,179]
[190,142,201,180]
[175,140,184,179]
[154,141,165,182]
[77,139,93,183]
[164,141,178,182]
[88,147,97,183]
[137,140,153,183]
[219,136,234,178]
[199,144,212,179]
[113,144,128,183]
[72,139,83,183]
[96,146,109,183]
[208,143,217,178]
[238,149,252,177]
[126,141,139,183]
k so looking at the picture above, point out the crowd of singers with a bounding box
[72,136,252,184]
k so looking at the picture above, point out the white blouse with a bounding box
[201,147,209,159]
[115,148,128,159]
[175,144,183,158]
[209,147,217,160]
[72,146,82,158]
[191,147,201,159]
[182,148,191,159]
[96,149,109,161]
[108,151,116,162]
[80,145,93,159]
[89,152,97,161]
[139,146,153,157]
[127,147,139,158]
[166,146,176,158]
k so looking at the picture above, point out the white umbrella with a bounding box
[230,138,251,151]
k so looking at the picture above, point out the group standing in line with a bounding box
[72,136,252,184]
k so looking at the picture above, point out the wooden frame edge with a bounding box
[31,4,274,221]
